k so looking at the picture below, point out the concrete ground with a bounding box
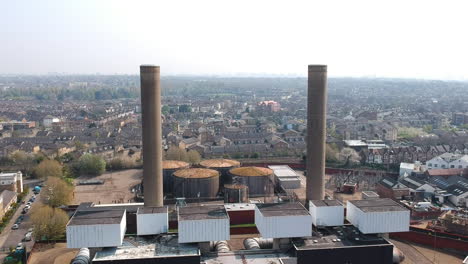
[73,169,142,204]
[390,239,464,264]
[28,243,78,264]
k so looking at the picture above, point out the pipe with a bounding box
[212,241,230,252]
[393,247,405,263]
[306,65,328,202]
[243,238,273,250]
[72,248,90,264]
[140,65,163,207]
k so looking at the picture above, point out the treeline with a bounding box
[0,86,140,100]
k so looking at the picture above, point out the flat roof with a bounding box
[348,198,409,213]
[256,202,310,217]
[268,165,297,177]
[68,210,125,226]
[293,225,390,250]
[179,205,228,221]
[137,206,168,214]
[310,200,343,207]
[93,235,199,261]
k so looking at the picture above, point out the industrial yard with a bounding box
[390,239,463,264]
[28,243,78,264]
[73,169,142,204]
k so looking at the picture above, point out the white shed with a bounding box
[255,202,312,239]
[309,200,344,227]
[178,205,230,243]
[346,199,410,234]
[136,207,168,236]
[67,209,126,248]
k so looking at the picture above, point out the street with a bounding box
[0,189,39,261]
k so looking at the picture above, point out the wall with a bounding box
[178,218,230,243]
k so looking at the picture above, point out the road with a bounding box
[0,190,39,261]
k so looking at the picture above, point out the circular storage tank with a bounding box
[228,167,274,197]
[224,184,249,203]
[173,168,219,198]
[163,160,190,195]
[199,159,241,186]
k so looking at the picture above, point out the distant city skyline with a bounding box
[1,0,468,80]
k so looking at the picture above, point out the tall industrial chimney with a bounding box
[140,65,163,207]
[306,65,328,202]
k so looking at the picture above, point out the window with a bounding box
[434,164,438,167]
[451,165,455,168]
[428,163,432,167]
[441,165,446,168]
[459,165,463,169]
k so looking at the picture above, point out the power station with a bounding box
[66,65,410,264]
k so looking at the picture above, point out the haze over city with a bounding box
[2,0,468,79]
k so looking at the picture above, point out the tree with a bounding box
[30,205,69,241]
[108,157,136,170]
[9,150,30,165]
[326,144,339,162]
[338,148,361,166]
[187,150,201,164]
[34,159,63,179]
[41,177,73,207]
[166,146,188,161]
[77,153,106,176]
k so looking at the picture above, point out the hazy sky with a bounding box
[1,0,468,79]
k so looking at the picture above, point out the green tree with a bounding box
[41,177,74,207]
[33,159,63,179]
[166,146,188,161]
[187,150,201,164]
[77,153,106,176]
[30,205,69,241]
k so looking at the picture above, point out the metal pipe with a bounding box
[140,65,163,207]
[306,65,328,202]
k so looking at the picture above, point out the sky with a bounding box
[1,0,468,79]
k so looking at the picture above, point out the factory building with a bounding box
[64,65,410,264]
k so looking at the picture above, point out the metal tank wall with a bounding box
[199,159,241,187]
[162,160,190,195]
[228,167,274,197]
[173,168,220,198]
[224,184,249,203]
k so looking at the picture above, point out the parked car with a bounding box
[28,228,33,233]
[23,232,32,242]
[15,243,24,251]
[26,202,31,206]
[11,224,19,230]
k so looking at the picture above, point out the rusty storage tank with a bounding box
[228,167,274,197]
[173,168,220,198]
[224,184,249,203]
[162,160,190,195]
[199,159,241,186]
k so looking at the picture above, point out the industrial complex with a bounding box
[65,65,411,264]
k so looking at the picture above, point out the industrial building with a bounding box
[65,64,410,264]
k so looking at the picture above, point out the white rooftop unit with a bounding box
[255,202,312,239]
[277,177,301,189]
[178,205,230,243]
[361,191,380,200]
[136,207,168,236]
[346,199,410,234]
[309,200,344,227]
[67,210,126,248]
[268,165,298,178]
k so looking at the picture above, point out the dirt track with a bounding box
[73,169,142,204]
